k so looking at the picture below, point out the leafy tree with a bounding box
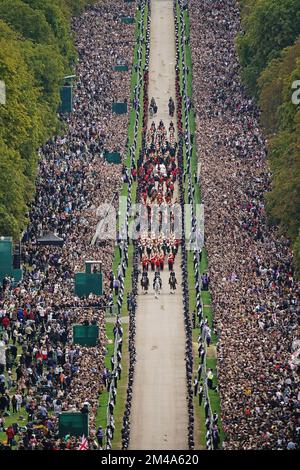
[0,0,56,45]
[0,24,47,182]
[22,0,77,66]
[277,59,300,132]
[266,112,300,240]
[0,0,97,240]
[239,0,258,22]
[237,0,300,95]
[63,0,97,16]
[0,141,28,237]
[23,42,65,118]
[261,47,300,254]
[258,37,300,134]
[238,1,300,274]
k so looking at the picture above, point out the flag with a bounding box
[78,435,88,451]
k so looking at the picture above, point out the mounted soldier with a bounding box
[141,271,149,294]
[153,271,162,299]
[168,270,177,294]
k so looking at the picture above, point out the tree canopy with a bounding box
[0,0,96,238]
[237,0,300,96]
[238,0,300,275]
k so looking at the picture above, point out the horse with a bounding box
[149,97,157,117]
[169,274,177,294]
[141,275,149,294]
[153,276,162,299]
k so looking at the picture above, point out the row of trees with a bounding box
[237,0,300,273]
[0,0,96,237]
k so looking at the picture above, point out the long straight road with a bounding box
[129,0,188,450]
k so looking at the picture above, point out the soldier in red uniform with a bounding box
[168,252,175,271]
[155,254,161,272]
[150,254,156,271]
[142,254,149,271]
[159,252,165,271]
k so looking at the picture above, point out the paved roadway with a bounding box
[129,0,188,450]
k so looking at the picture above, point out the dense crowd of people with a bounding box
[0,0,136,450]
[2,0,299,453]
[189,0,300,450]
[173,9,196,448]
[175,1,218,449]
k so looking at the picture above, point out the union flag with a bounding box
[78,435,88,451]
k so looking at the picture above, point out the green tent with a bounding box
[73,325,99,347]
[59,412,88,438]
[0,237,22,284]
[59,86,73,113]
[112,102,128,114]
[121,16,135,24]
[114,64,129,72]
[75,261,103,297]
[75,272,103,297]
[104,151,121,164]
